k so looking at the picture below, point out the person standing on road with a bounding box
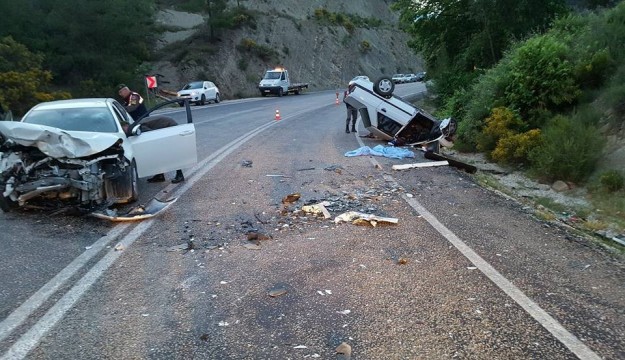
[117,84,148,121]
[342,89,358,133]
[116,84,185,184]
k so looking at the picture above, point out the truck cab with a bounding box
[259,68,289,96]
[258,68,308,97]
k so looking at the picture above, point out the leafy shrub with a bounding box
[476,107,523,153]
[491,129,542,164]
[359,40,371,53]
[237,58,248,71]
[236,38,278,62]
[529,115,604,182]
[504,35,580,127]
[599,170,625,192]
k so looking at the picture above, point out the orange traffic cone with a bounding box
[275,109,281,120]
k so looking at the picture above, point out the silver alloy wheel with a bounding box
[378,79,393,93]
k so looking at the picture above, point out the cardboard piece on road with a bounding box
[301,201,331,219]
[392,161,449,170]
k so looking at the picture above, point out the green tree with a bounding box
[0,0,157,96]
[392,0,567,100]
[0,37,70,116]
[206,0,229,40]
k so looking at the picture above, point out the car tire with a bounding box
[278,88,283,97]
[199,95,206,106]
[261,92,267,97]
[215,93,220,103]
[129,160,139,202]
[0,195,14,212]
[374,77,395,98]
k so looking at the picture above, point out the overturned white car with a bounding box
[0,98,197,212]
[344,77,456,151]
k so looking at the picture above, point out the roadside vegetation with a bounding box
[396,0,625,238]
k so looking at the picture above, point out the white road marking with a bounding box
[0,224,129,343]
[356,133,600,360]
[0,105,318,359]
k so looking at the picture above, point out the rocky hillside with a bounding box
[151,0,422,98]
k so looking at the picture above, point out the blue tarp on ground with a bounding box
[344,145,415,159]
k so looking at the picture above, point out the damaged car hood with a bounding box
[0,122,121,158]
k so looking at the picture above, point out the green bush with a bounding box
[504,35,580,127]
[600,170,625,192]
[477,107,524,153]
[359,40,371,53]
[529,115,604,182]
[491,129,542,165]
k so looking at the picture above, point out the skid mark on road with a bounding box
[354,134,601,360]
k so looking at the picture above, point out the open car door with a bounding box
[128,123,197,178]
[126,100,198,178]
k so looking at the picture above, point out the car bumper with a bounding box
[178,95,201,102]
[259,86,281,94]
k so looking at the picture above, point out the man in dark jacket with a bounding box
[117,84,148,121]
[117,84,184,183]
[342,90,358,133]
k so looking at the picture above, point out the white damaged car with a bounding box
[0,98,197,213]
[344,76,456,151]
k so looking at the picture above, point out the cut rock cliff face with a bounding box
[151,2,422,97]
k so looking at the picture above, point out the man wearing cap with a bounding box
[117,84,148,121]
[116,84,185,184]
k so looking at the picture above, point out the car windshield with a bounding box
[182,82,203,90]
[263,72,281,80]
[393,74,403,77]
[22,107,118,133]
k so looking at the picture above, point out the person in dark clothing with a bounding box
[117,84,184,184]
[342,90,358,133]
[117,84,148,121]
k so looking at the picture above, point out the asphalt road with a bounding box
[1,83,623,359]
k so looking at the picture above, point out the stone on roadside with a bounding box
[551,180,569,192]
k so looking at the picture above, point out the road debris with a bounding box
[398,258,408,265]
[91,197,178,222]
[218,321,229,327]
[334,211,398,227]
[266,174,291,178]
[336,310,351,315]
[268,285,288,297]
[392,161,449,170]
[293,345,308,349]
[247,232,272,241]
[297,167,316,171]
[301,201,332,219]
[241,160,253,167]
[282,193,301,204]
[336,342,352,359]
[345,145,415,159]
[424,151,477,173]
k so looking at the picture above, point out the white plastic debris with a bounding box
[337,310,351,315]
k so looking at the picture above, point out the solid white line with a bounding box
[0,105,318,359]
[354,134,600,359]
[398,189,601,360]
[0,224,129,343]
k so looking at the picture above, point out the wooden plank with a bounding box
[392,161,449,170]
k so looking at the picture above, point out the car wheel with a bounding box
[374,77,395,98]
[199,95,206,106]
[129,160,139,202]
[0,195,14,212]
[261,92,267,97]
[215,93,220,103]
[278,88,283,97]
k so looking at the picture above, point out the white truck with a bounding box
[258,68,309,97]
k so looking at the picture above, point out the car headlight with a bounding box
[191,91,198,96]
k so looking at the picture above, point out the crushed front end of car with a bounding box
[0,122,133,212]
